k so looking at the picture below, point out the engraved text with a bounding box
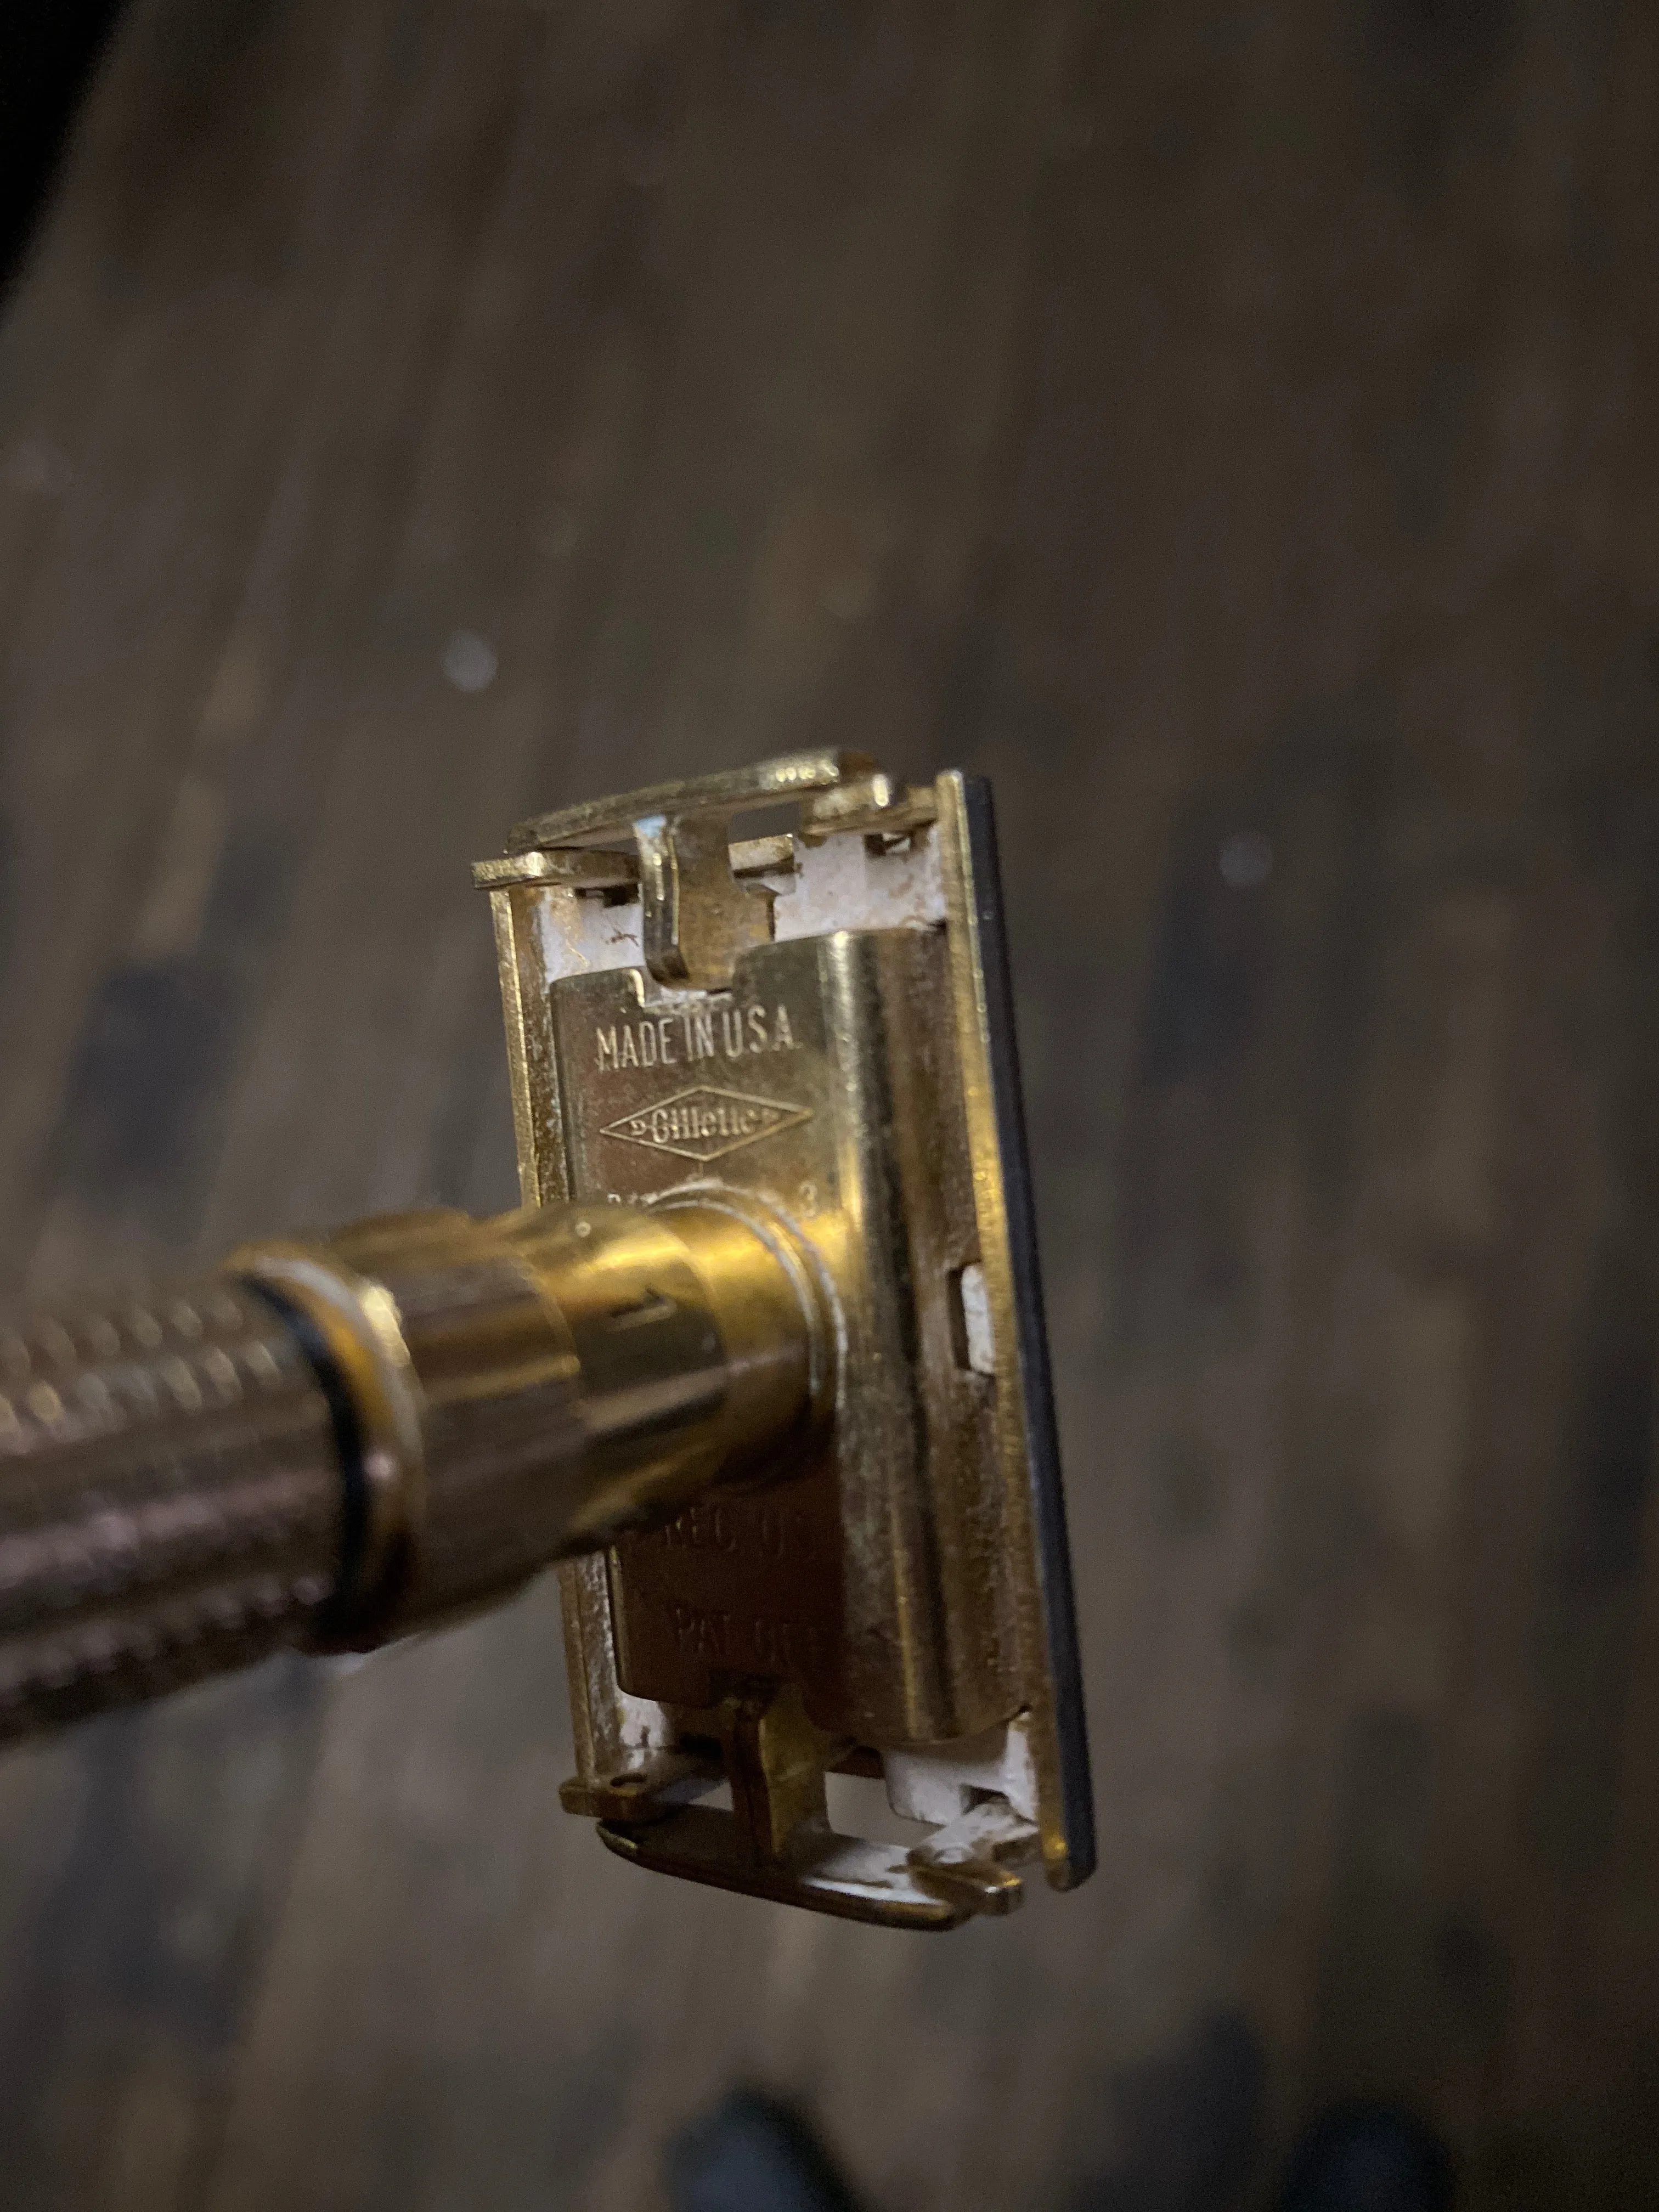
[596,1002,798,1074]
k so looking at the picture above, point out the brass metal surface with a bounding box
[0,1199,825,1743]
[0,751,1091,1934]
[0,1283,340,1742]
[233,1199,825,1640]
[479,752,1094,1924]
[505,749,879,855]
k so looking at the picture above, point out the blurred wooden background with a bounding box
[1,1,1658,2205]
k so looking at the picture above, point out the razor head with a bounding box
[476,754,1092,1926]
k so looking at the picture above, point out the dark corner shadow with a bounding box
[0,1,131,301]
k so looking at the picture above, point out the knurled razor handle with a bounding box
[0,1281,340,1740]
[0,1200,825,1746]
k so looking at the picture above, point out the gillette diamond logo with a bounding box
[601,1086,811,1164]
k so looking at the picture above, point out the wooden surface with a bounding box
[1,1,1658,2204]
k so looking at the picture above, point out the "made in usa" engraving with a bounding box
[601,1086,811,1163]
[595,1003,799,1073]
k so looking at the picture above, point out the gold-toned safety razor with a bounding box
[0,754,1092,1929]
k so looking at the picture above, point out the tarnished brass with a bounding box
[477,752,1094,1926]
[0,751,1092,1933]
[0,1197,826,1741]
[232,1199,827,1642]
